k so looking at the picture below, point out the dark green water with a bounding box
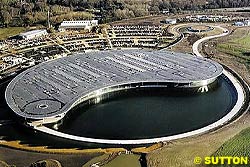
[0,75,237,147]
[58,76,237,140]
[0,77,119,148]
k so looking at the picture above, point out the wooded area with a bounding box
[0,0,250,27]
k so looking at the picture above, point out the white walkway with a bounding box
[34,25,246,145]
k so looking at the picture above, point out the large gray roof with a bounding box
[5,49,223,120]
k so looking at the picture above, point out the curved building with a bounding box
[5,49,223,123]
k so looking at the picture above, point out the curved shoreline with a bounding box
[3,25,246,145]
[31,25,246,145]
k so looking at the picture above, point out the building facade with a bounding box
[19,29,48,40]
[244,20,250,26]
[58,20,98,31]
[165,19,177,24]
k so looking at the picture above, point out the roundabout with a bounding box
[187,25,214,33]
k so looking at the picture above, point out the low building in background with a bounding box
[244,20,250,26]
[19,29,48,40]
[161,9,169,14]
[184,15,231,22]
[165,19,177,24]
[233,20,250,26]
[58,20,98,32]
[234,22,245,26]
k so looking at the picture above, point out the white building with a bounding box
[185,15,230,22]
[165,19,177,24]
[244,20,250,26]
[234,22,245,26]
[162,9,169,14]
[19,29,48,40]
[58,20,98,31]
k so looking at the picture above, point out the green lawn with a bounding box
[0,27,26,40]
[82,154,141,167]
[217,29,250,59]
[214,28,250,157]
[103,154,141,167]
[233,35,250,47]
[82,154,109,167]
[213,127,250,157]
[218,38,250,55]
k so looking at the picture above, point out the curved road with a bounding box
[34,25,246,145]
[192,25,229,56]
[192,25,245,141]
[164,24,187,49]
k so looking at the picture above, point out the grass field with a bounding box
[82,154,141,167]
[147,25,250,167]
[0,27,26,40]
[217,28,250,61]
[213,127,250,157]
[82,154,109,167]
[103,154,141,167]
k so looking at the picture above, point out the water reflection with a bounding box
[57,76,237,140]
[0,76,237,148]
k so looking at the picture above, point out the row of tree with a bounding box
[1,0,250,27]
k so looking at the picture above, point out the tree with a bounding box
[1,10,12,27]
[114,8,135,20]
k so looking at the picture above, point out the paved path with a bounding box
[163,23,187,49]
[193,26,229,56]
[34,25,246,145]
[192,25,245,143]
